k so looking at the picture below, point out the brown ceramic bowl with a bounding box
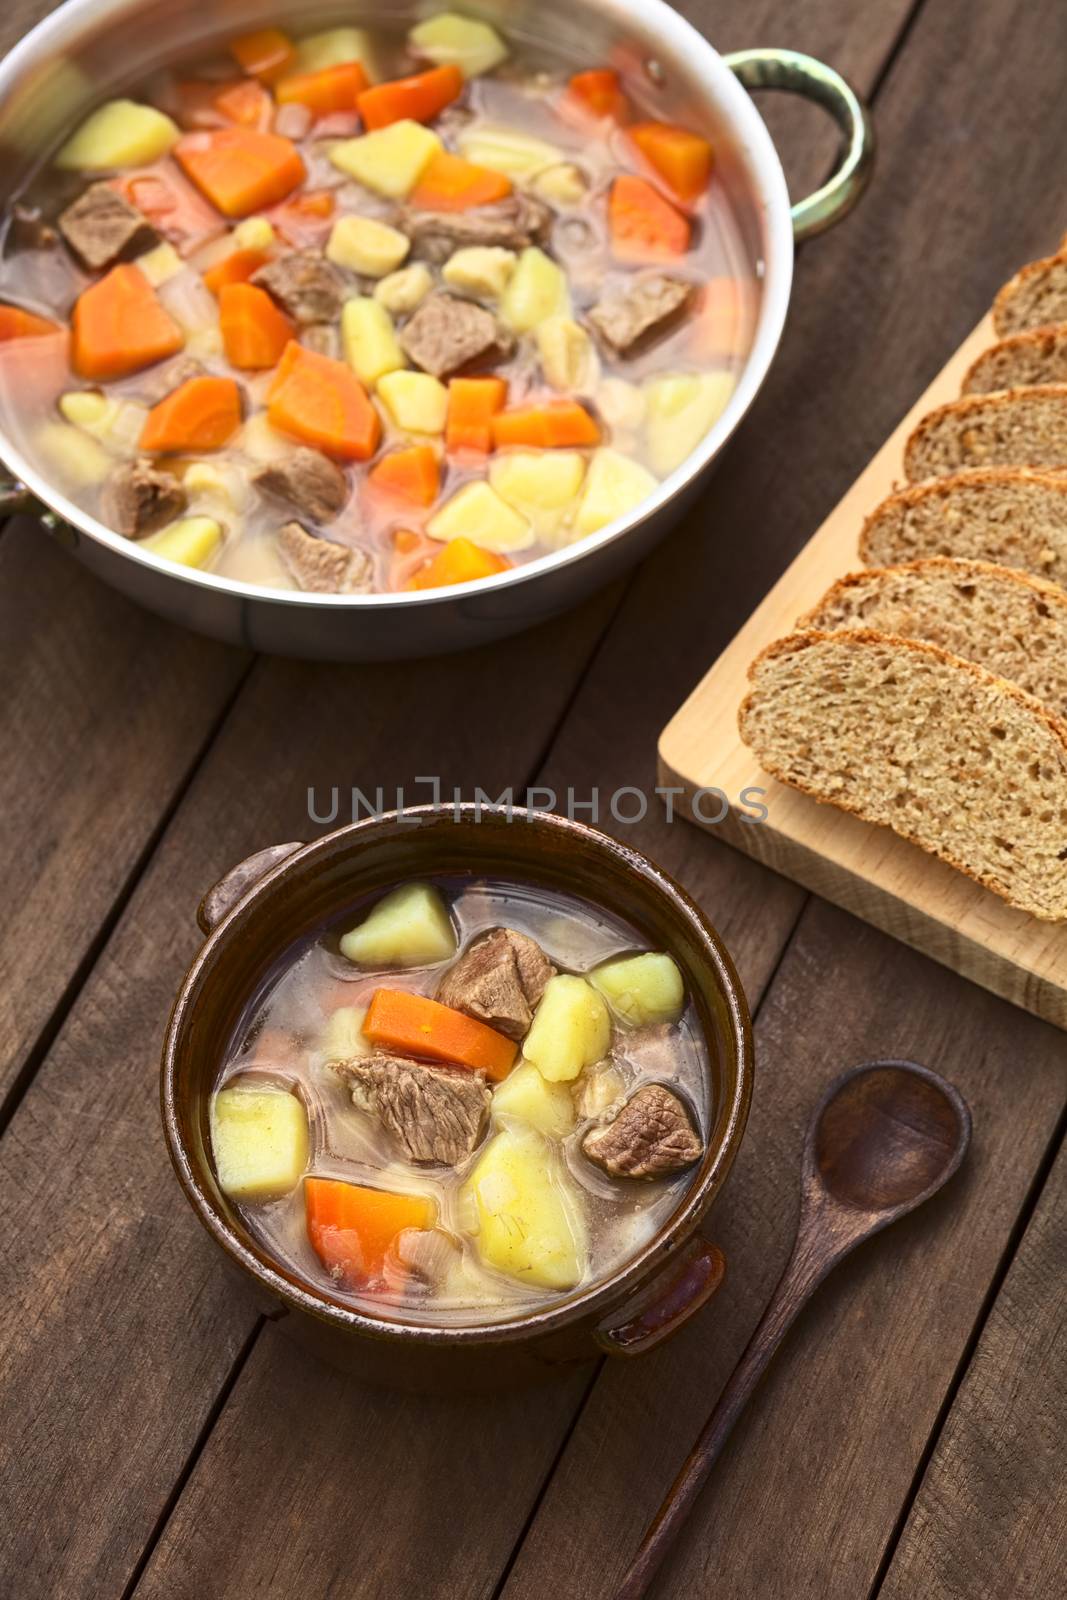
[161,807,753,1390]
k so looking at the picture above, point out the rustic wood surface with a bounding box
[1,2,1065,1599]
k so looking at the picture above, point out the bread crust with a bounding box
[858,466,1067,564]
[963,325,1067,393]
[903,384,1067,481]
[993,250,1067,337]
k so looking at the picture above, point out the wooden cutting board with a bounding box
[659,312,1067,1030]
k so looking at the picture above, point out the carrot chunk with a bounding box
[357,64,464,131]
[363,988,518,1081]
[267,341,381,461]
[410,151,511,212]
[492,399,601,450]
[305,1176,435,1289]
[230,28,296,84]
[214,78,272,128]
[219,282,294,369]
[0,304,61,341]
[445,376,508,453]
[608,173,691,261]
[568,68,627,121]
[367,445,440,506]
[176,128,305,218]
[410,537,510,591]
[629,120,713,202]
[140,375,243,452]
[276,61,369,114]
[202,246,271,295]
[71,264,184,381]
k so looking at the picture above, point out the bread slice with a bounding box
[859,469,1067,583]
[903,385,1067,479]
[798,557,1067,716]
[993,252,1067,337]
[739,630,1067,920]
[963,326,1067,393]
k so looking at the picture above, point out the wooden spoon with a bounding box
[613,1059,972,1600]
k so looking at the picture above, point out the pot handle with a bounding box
[197,842,305,936]
[595,1236,726,1357]
[724,48,874,241]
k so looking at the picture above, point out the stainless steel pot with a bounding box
[0,3,873,659]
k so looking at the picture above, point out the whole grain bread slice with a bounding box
[860,468,1067,582]
[963,326,1067,393]
[798,556,1067,717]
[993,252,1067,337]
[739,629,1067,920]
[903,385,1067,479]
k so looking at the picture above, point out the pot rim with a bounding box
[0,0,794,610]
[161,805,754,1347]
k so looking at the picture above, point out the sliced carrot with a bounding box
[71,264,184,381]
[267,341,381,462]
[445,375,508,453]
[202,245,271,295]
[219,282,294,370]
[0,304,61,341]
[568,68,627,121]
[140,375,243,452]
[629,120,713,202]
[215,78,272,128]
[410,151,511,212]
[410,537,510,591]
[176,128,305,218]
[357,64,463,131]
[364,988,517,1081]
[276,61,369,114]
[305,1176,434,1289]
[230,28,296,84]
[608,173,690,261]
[367,445,440,507]
[492,399,601,450]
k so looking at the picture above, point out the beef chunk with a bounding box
[436,928,553,1040]
[404,193,552,264]
[334,1052,490,1165]
[588,274,695,358]
[581,1084,704,1179]
[252,250,347,324]
[101,459,186,537]
[399,293,513,379]
[254,448,348,523]
[139,356,204,406]
[58,182,158,271]
[277,521,372,593]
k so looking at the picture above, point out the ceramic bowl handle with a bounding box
[725,47,875,241]
[0,473,45,519]
[595,1237,726,1357]
[197,842,305,936]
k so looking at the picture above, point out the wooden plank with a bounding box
[877,1133,1067,1600]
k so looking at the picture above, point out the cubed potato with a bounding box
[56,99,179,170]
[210,1085,309,1202]
[536,317,599,393]
[59,390,110,432]
[488,450,585,542]
[492,1061,576,1137]
[296,26,376,74]
[533,163,588,206]
[596,377,647,436]
[572,448,658,536]
[373,263,434,316]
[239,413,295,462]
[339,882,456,968]
[460,1128,586,1289]
[36,421,111,487]
[409,13,509,78]
[377,369,449,434]
[427,481,535,553]
[318,1004,371,1065]
[499,247,570,333]
[135,242,183,287]
[644,372,736,476]
[63,391,147,454]
[144,516,223,569]
[328,215,410,278]
[233,215,276,252]
[591,952,685,1026]
[459,125,564,181]
[522,974,612,1082]
[442,247,517,300]
[330,121,442,198]
[341,297,406,388]
[184,460,249,510]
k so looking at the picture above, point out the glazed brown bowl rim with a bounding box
[161,806,753,1347]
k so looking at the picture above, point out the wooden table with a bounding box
[2,2,1065,1596]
